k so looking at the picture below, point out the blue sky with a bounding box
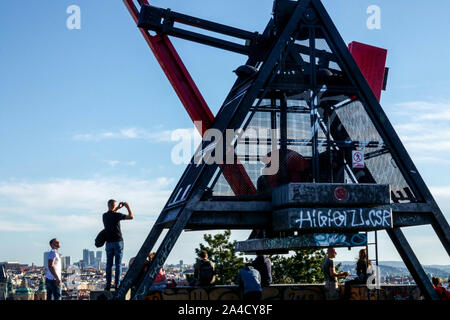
[0,0,449,267]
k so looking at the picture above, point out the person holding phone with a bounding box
[103,199,134,291]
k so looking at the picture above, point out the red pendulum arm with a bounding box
[123,0,257,195]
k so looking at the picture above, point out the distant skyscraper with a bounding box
[83,249,89,266]
[89,251,95,267]
[179,260,184,270]
[43,252,49,269]
[62,256,72,270]
[96,251,102,264]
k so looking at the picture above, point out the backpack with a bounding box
[198,260,214,285]
[95,229,106,248]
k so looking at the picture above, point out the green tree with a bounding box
[271,249,330,284]
[195,230,245,285]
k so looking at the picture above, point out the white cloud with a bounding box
[106,160,137,167]
[0,221,44,232]
[0,176,174,232]
[430,185,450,198]
[73,127,200,143]
[107,160,120,167]
[391,100,450,154]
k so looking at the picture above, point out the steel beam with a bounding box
[387,228,440,300]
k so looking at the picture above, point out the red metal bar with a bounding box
[124,0,214,133]
[348,41,387,102]
[124,0,257,195]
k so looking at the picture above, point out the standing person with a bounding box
[103,199,134,291]
[322,247,349,300]
[344,249,372,300]
[192,251,215,286]
[238,263,263,301]
[46,238,62,300]
[251,253,272,287]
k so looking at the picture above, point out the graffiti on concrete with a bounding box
[87,284,419,301]
[91,284,421,301]
[312,233,367,247]
[292,208,392,230]
[236,233,367,253]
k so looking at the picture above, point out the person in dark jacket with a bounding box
[344,249,371,300]
[192,251,215,286]
[251,253,272,287]
[238,263,262,301]
[103,199,134,291]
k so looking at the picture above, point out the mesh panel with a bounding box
[208,24,417,203]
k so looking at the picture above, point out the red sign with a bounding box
[334,186,349,202]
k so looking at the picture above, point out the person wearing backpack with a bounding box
[192,251,215,286]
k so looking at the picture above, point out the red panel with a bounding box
[348,41,387,101]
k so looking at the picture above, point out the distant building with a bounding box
[43,252,49,269]
[0,262,21,273]
[179,260,184,271]
[83,249,90,266]
[96,251,102,264]
[34,277,47,300]
[89,251,95,267]
[62,256,72,271]
[14,278,34,300]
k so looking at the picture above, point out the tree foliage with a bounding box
[195,230,343,285]
[270,249,328,284]
[195,230,245,285]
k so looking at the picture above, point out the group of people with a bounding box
[44,199,134,300]
[322,247,450,300]
[188,251,272,301]
[322,247,373,300]
[44,200,449,301]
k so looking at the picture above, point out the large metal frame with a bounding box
[116,0,449,300]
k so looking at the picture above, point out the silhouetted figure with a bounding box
[344,249,372,300]
[191,251,215,286]
[238,263,262,301]
[251,254,272,287]
[103,199,134,291]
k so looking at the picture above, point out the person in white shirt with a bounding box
[46,238,62,300]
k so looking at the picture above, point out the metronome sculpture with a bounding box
[115,0,449,300]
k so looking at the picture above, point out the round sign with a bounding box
[334,186,349,202]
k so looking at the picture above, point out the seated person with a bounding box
[344,249,372,300]
[432,277,450,300]
[191,250,215,286]
[129,252,167,292]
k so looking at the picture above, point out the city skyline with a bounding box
[0,0,449,267]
